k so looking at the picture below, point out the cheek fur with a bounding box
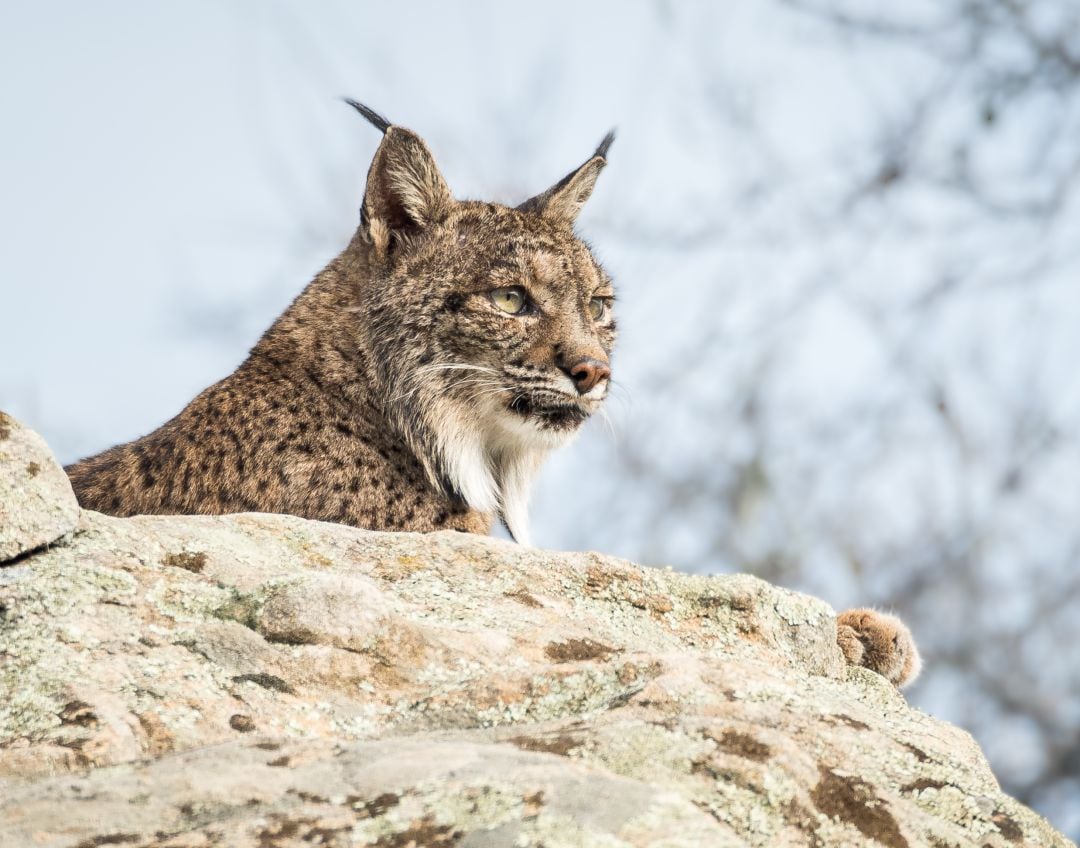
[439,306,531,360]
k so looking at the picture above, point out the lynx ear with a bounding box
[346,99,453,255]
[518,130,614,226]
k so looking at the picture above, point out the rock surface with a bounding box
[0,411,78,561]
[0,413,1072,848]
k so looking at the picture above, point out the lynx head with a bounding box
[346,101,615,543]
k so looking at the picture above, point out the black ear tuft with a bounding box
[594,130,616,161]
[344,98,391,134]
[516,130,613,225]
[358,109,454,256]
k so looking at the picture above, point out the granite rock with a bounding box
[0,413,1070,847]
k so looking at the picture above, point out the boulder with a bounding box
[0,412,78,562]
[0,413,1071,847]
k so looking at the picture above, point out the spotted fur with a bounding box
[67,104,617,544]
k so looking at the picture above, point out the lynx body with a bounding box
[68,103,616,544]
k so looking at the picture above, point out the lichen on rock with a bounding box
[0,412,1072,847]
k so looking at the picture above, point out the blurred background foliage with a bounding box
[1,0,1078,836]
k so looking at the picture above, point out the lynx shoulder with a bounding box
[67,102,617,544]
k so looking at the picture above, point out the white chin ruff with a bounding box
[433,403,580,546]
[496,408,581,450]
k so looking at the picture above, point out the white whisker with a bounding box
[415,363,500,376]
[391,362,505,404]
[595,406,617,441]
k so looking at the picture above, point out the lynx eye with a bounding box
[588,297,607,321]
[490,286,528,315]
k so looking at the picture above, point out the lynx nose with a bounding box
[566,357,610,394]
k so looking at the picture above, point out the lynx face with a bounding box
[349,102,615,542]
[368,204,615,451]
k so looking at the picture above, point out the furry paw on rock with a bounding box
[836,607,922,688]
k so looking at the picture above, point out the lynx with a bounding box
[67,102,614,545]
[66,102,920,687]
